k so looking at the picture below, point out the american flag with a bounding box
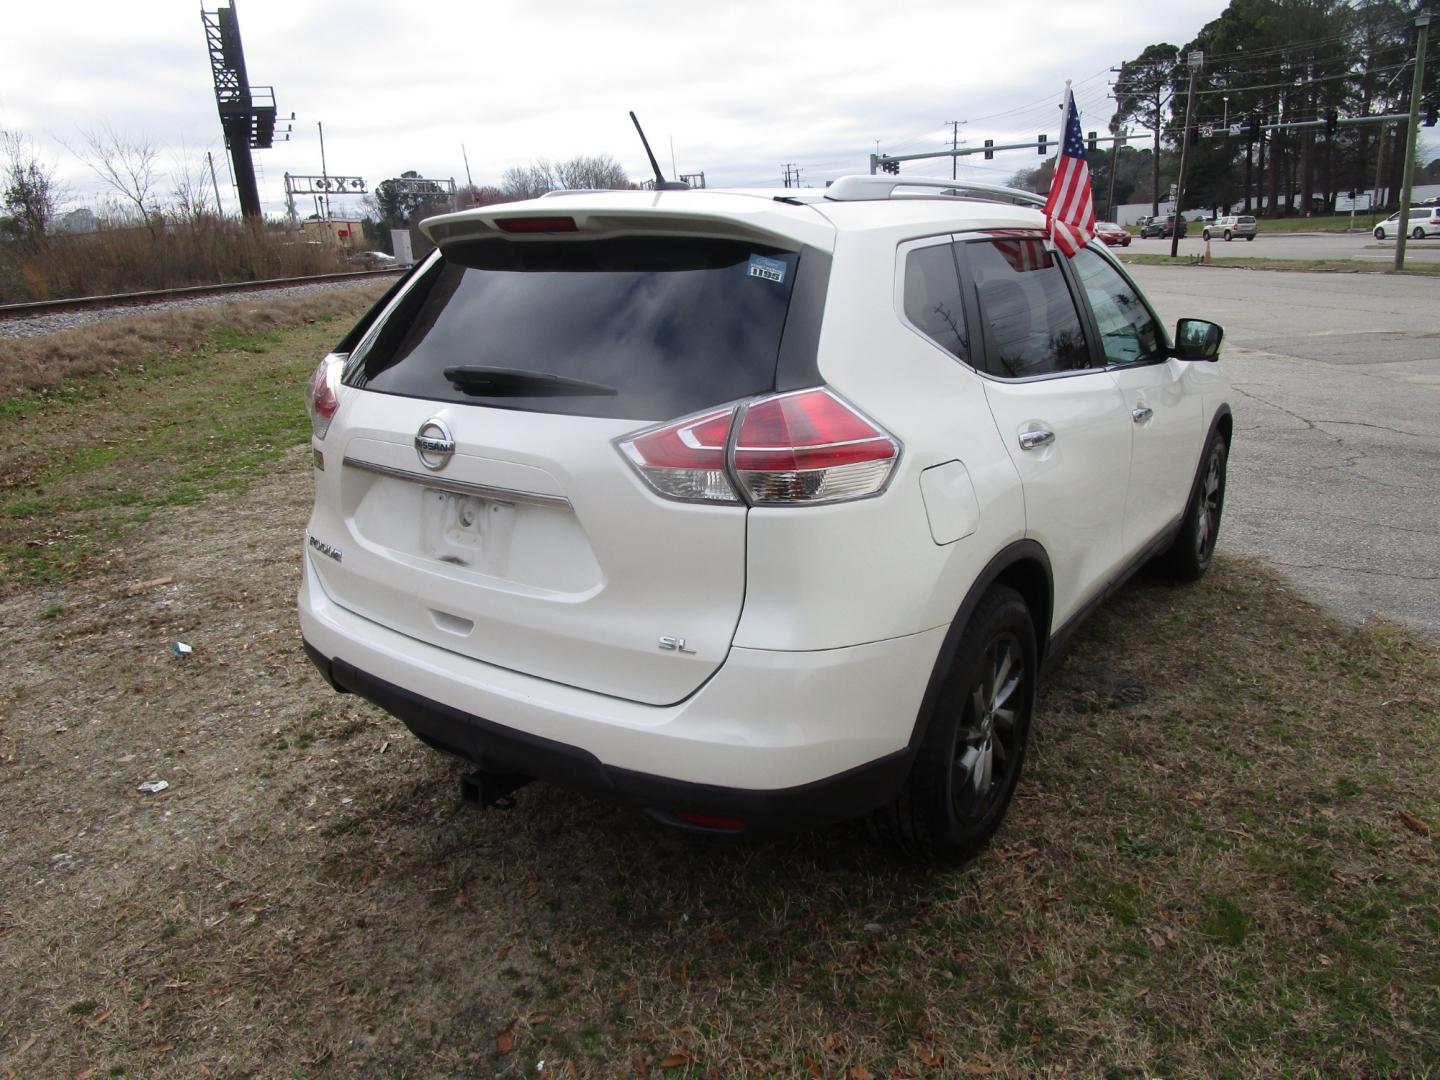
[991,234,1052,273]
[1044,87,1095,258]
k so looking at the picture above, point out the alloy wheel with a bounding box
[1194,447,1224,561]
[951,631,1027,823]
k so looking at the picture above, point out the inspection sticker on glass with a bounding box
[747,254,787,284]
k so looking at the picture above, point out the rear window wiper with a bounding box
[442,366,617,397]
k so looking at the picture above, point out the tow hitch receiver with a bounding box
[459,770,531,810]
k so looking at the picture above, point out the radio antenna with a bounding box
[630,112,689,190]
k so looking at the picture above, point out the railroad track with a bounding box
[0,268,404,321]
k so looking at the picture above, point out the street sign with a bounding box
[1200,125,1214,138]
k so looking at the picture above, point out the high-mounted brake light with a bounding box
[616,388,900,506]
[495,216,579,233]
[305,353,346,440]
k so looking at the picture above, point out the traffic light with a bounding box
[983,138,994,160]
[881,158,900,175]
[1087,131,1097,154]
[1037,133,1048,156]
[1326,110,1339,137]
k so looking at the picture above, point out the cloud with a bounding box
[9,0,1428,216]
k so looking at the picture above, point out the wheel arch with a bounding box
[904,540,1053,758]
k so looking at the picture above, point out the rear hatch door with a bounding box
[311,222,825,705]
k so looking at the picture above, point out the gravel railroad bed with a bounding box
[0,279,386,340]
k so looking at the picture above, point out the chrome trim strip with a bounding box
[342,457,572,508]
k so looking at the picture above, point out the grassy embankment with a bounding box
[0,307,1435,1077]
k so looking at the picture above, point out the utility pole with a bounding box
[206,150,224,217]
[1170,51,1203,259]
[948,120,962,180]
[1105,128,1125,222]
[1372,120,1388,224]
[317,120,331,221]
[461,144,475,194]
[1395,14,1430,271]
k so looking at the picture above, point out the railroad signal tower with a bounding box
[201,1,285,219]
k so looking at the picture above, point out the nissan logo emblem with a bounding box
[414,418,456,470]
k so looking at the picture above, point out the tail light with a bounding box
[617,406,737,503]
[617,388,899,507]
[733,389,899,505]
[305,353,346,440]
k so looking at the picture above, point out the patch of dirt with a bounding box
[1,447,1437,1077]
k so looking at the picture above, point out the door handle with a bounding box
[1131,405,1154,423]
[1018,429,1055,451]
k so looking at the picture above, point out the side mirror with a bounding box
[1174,318,1223,361]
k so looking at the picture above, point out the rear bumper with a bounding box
[298,553,944,830]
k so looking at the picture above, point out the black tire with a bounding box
[1246,235,1255,241]
[871,586,1036,863]
[1224,230,1233,241]
[1157,434,1228,582]
[1202,230,1211,241]
[1412,226,1425,240]
[1375,227,1386,240]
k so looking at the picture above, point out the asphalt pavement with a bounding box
[1128,228,1440,263]
[1128,263,1440,636]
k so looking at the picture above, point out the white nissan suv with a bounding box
[299,176,1231,861]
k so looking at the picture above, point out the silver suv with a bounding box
[1202,215,1257,242]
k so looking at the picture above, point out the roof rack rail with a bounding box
[824,175,1045,208]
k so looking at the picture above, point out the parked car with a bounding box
[299,175,1231,862]
[1095,221,1132,247]
[349,250,398,268]
[1372,206,1440,240]
[1202,215,1258,242]
[1140,213,1188,239]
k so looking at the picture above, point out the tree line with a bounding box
[1016,0,1440,218]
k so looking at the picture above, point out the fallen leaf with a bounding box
[124,576,173,595]
[151,1042,174,1053]
[658,1053,690,1068]
[1398,809,1435,837]
[849,1067,873,1080]
[804,1056,823,1078]
[497,1029,515,1055]
[914,1046,944,1067]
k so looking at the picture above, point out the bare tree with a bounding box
[72,124,161,224]
[168,143,216,222]
[1,128,62,241]
[501,154,634,199]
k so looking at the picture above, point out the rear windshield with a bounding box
[344,236,802,420]
[1237,216,1255,224]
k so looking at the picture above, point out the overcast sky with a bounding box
[4,0,1435,218]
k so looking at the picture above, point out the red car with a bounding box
[1095,221,1132,247]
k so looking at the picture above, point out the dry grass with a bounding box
[0,218,353,304]
[0,322,1436,1078]
[0,283,386,398]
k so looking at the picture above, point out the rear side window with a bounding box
[960,238,1091,379]
[902,242,968,359]
[345,237,802,420]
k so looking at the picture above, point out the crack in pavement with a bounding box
[1269,559,1439,582]
[1313,418,1435,440]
